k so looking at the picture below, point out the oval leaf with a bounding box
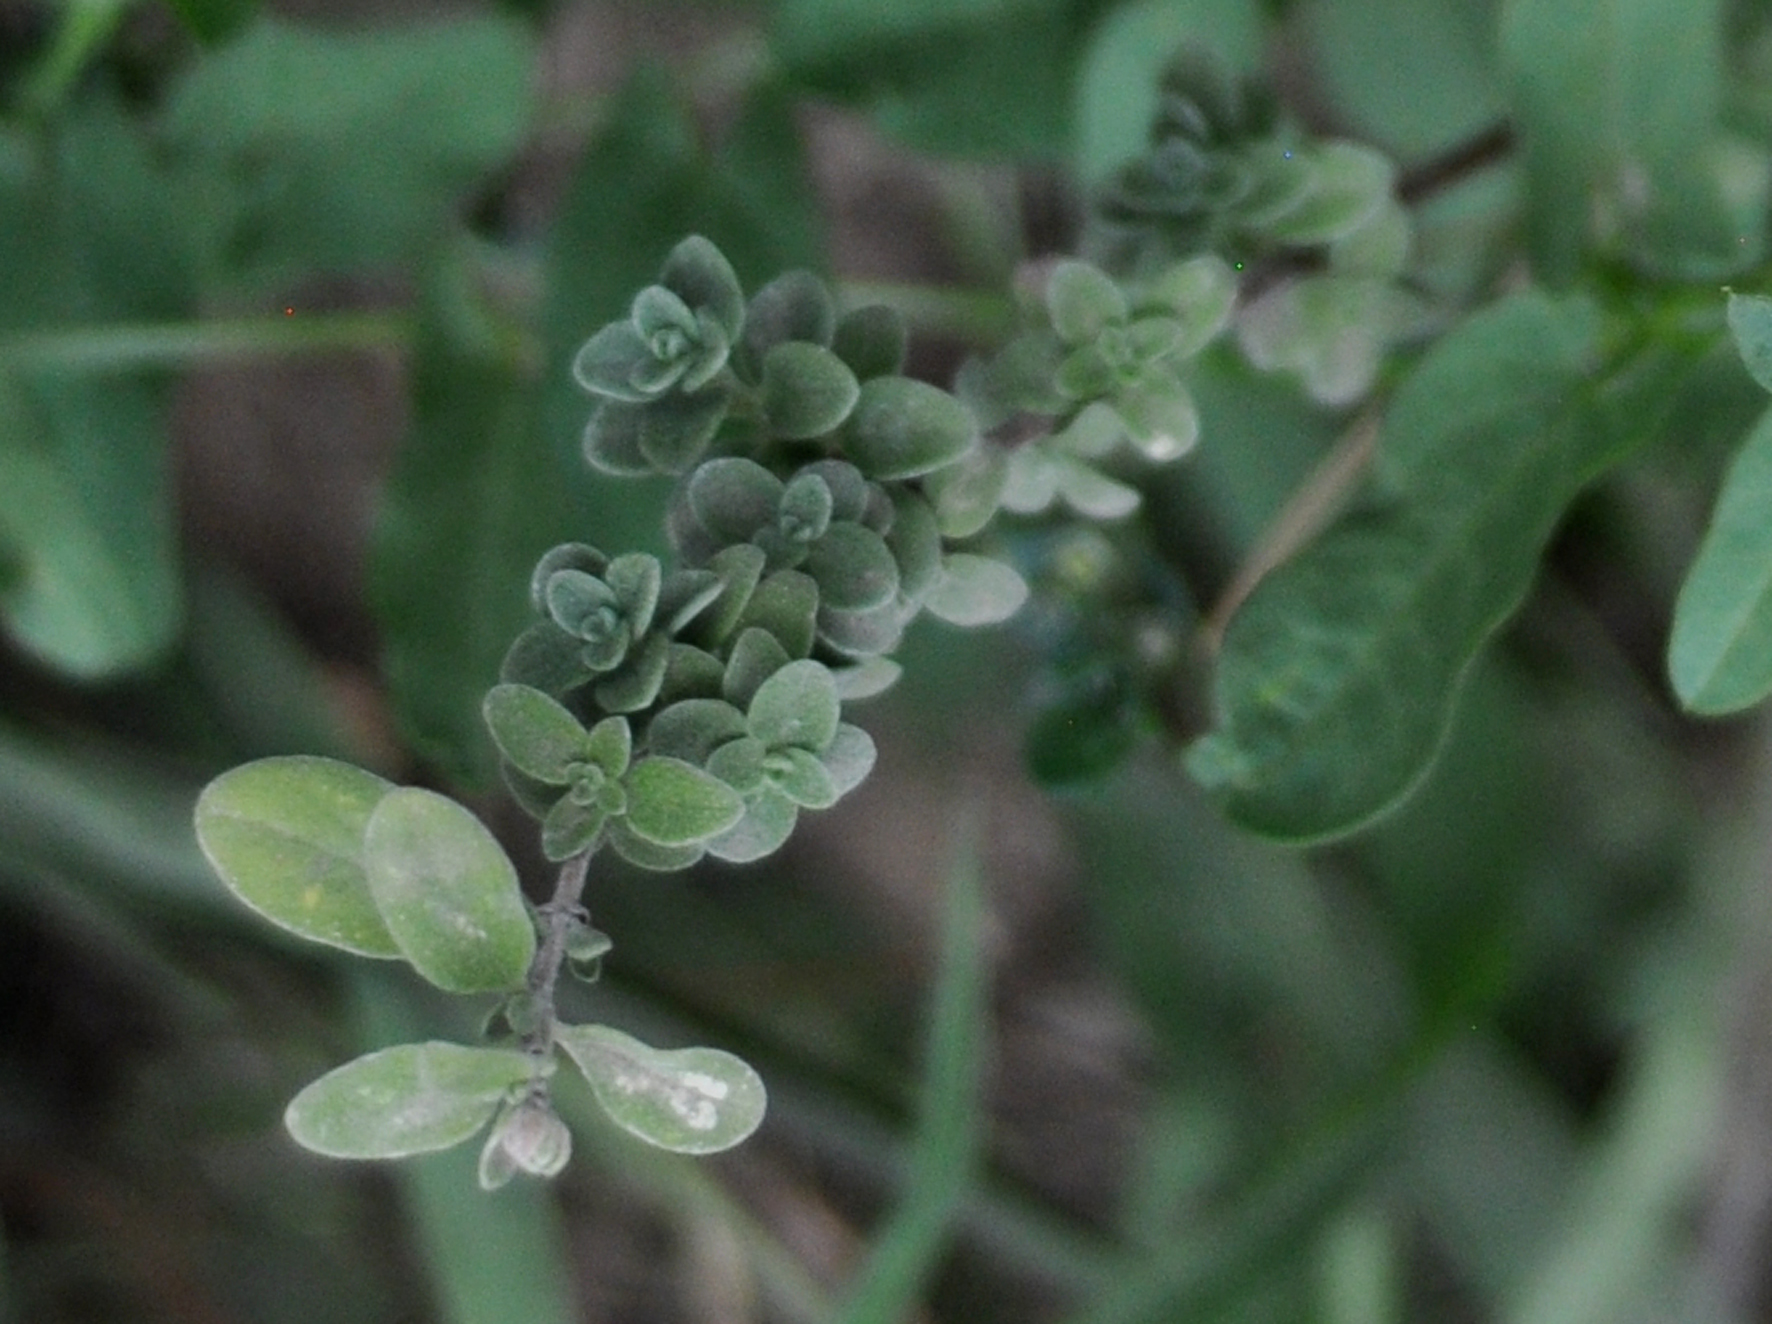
[363,788,536,992]
[761,342,861,439]
[285,1042,539,1159]
[483,684,591,782]
[194,756,398,957]
[1729,293,1772,395]
[621,757,746,846]
[555,1024,765,1155]
[922,553,1030,626]
[843,377,978,479]
[1669,402,1772,713]
[748,658,841,751]
[1188,291,1605,841]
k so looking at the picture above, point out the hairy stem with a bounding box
[524,848,594,1058]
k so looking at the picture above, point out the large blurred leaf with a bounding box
[1667,402,1772,714]
[0,99,188,679]
[1501,0,1754,280]
[0,370,181,678]
[162,14,534,286]
[371,320,584,787]
[1188,291,1607,841]
[164,0,259,44]
[774,0,1081,157]
[1306,0,1502,159]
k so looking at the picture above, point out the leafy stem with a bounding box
[524,847,595,1058]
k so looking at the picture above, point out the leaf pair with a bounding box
[282,1025,765,1181]
[194,756,534,992]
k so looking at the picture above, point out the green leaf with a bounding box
[1259,142,1394,247]
[555,1024,764,1155]
[723,627,794,709]
[194,756,399,957]
[743,270,838,366]
[771,746,839,809]
[1668,403,1772,713]
[761,342,862,439]
[164,0,260,43]
[659,235,747,343]
[363,788,536,993]
[804,523,900,612]
[1502,0,1731,280]
[1728,293,1772,394]
[833,305,909,380]
[646,698,750,765]
[922,554,1029,627]
[621,758,746,846]
[164,15,535,285]
[1046,261,1128,344]
[735,570,821,658]
[823,723,879,796]
[541,795,608,863]
[284,1041,539,1160]
[749,658,842,752]
[483,685,592,783]
[0,371,182,680]
[603,817,708,872]
[373,318,586,788]
[1188,291,1608,841]
[842,377,978,480]
[705,786,800,862]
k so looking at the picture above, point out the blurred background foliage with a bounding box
[2,0,1772,1321]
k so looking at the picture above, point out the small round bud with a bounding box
[478,1096,572,1190]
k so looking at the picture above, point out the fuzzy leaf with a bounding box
[923,554,1030,626]
[822,722,878,796]
[593,631,671,713]
[833,304,908,380]
[572,321,660,403]
[831,658,903,701]
[705,786,799,862]
[582,401,656,476]
[555,1025,764,1155]
[804,522,900,612]
[500,620,595,694]
[924,445,1009,539]
[482,684,591,783]
[660,235,746,342]
[735,570,820,657]
[621,757,746,846]
[363,789,536,993]
[541,795,608,862]
[194,756,398,957]
[1262,141,1393,246]
[688,458,782,544]
[761,342,861,439]
[604,553,663,640]
[603,817,707,872]
[284,1042,538,1160]
[742,270,837,367]
[646,698,749,764]
[1047,260,1129,344]
[723,627,794,709]
[748,658,840,751]
[696,544,768,645]
[707,736,771,795]
[771,746,839,808]
[636,386,733,474]
[843,377,978,479]
[886,491,945,602]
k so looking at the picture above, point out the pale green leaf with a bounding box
[842,377,977,479]
[748,658,841,751]
[621,757,746,846]
[482,684,591,783]
[363,788,536,993]
[922,554,1030,626]
[1728,293,1772,394]
[284,1041,539,1160]
[1668,403,1772,713]
[194,755,398,957]
[1188,291,1608,841]
[555,1024,765,1155]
